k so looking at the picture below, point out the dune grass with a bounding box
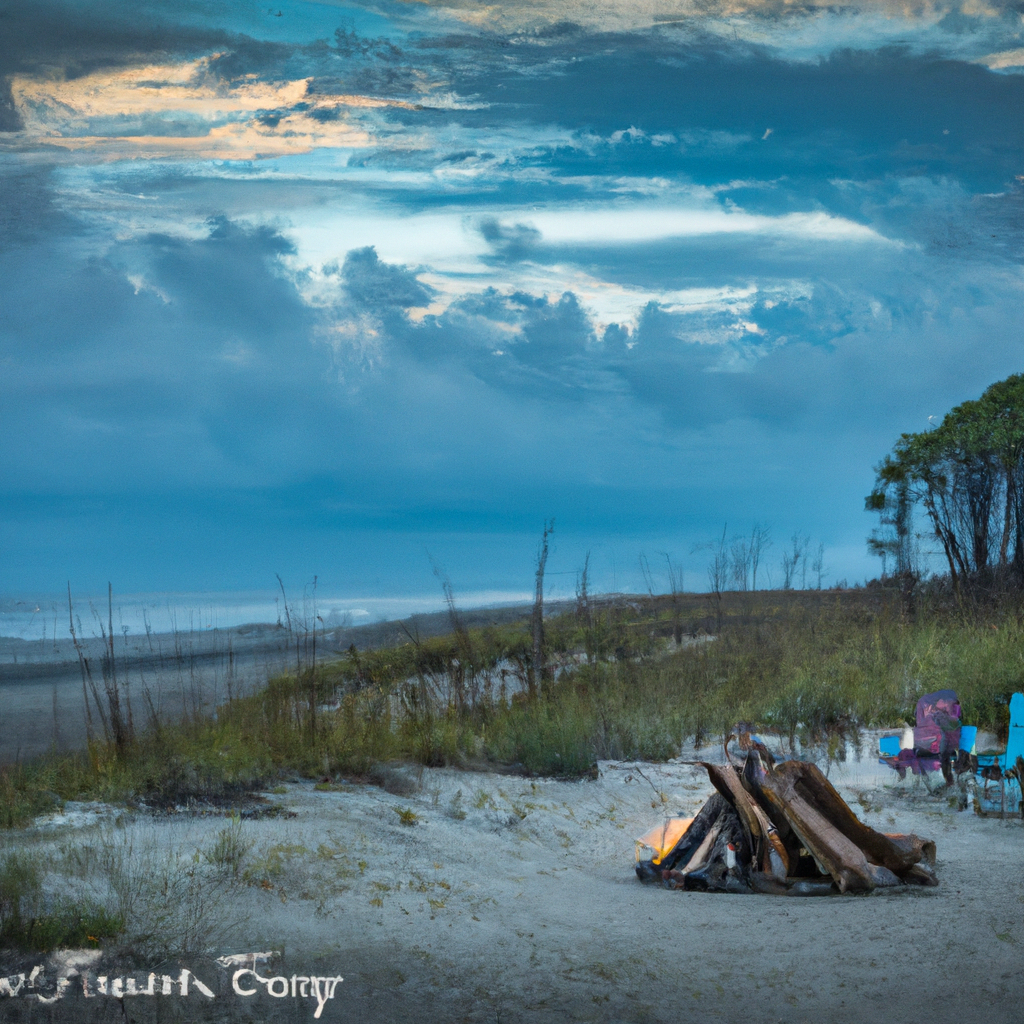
[3,587,1024,828]
[0,849,123,952]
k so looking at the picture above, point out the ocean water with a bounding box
[0,589,534,642]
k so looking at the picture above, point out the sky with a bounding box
[2,0,1024,621]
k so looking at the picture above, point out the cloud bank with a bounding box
[2,0,1023,596]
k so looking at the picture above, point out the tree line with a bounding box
[699,524,827,593]
[867,373,1024,586]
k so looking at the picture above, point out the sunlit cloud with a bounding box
[979,47,1024,68]
[12,57,311,124]
[22,117,371,161]
[3,56,426,160]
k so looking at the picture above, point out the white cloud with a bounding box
[279,197,860,338]
[978,47,1024,69]
[524,206,891,245]
[126,274,170,303]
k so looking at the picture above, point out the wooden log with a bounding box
[702,761,789,879]
[899,863,939,886]
[741,750,804,870]
[700,764,759,856]
[775,761,934,875]
[758,766,902,892]
[671,812,751,893]
[676,819,722,877]
[656,793,729,872]
[750,873,837,897]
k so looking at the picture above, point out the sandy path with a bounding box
[2,741,1022,1024]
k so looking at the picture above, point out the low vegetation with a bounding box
[3,585,1024,836]
[0,849,123,952]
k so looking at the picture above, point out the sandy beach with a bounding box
[2,737,1021,1024]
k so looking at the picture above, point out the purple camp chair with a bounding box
[879,690,962,783]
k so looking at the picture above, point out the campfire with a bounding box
[636,749,937,895]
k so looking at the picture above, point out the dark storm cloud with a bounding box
[0,212,344,491]
[3,202,1021,590]
[339,246,434,310]
[373,283,603,396]
[477,218,542,262]
[403,33,1024,192]
[316,237,1024,449]
[512,291,596,368]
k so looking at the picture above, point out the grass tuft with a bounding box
[0,850,124,952]
[393,807,419,826]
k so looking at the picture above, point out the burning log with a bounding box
[636,752,937,895]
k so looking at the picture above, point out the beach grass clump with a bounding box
[0,849,124,952]
[203,815,253,877]
[0,764,61,829]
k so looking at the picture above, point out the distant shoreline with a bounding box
[0,601,555,761]
[0,589,541,644]
[0,601,555,675]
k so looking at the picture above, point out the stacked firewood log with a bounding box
[636,750,937,895]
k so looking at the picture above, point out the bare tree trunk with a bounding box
[431,558,473,711]
[1000,466,1013,565]
[105,583,129,751]
[703,525,728,631]
[310,576,317,741]
[69,583,97,742]
[749,523,771,591]
[812,542,826,589]
[276,574,293,633]
[531,520,554,697]
[639,552,656,597]
[1012,460,1024,581]
[576,551,593,662]
[664,553,684,644]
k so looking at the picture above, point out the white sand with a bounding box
[4,741,1024,1024]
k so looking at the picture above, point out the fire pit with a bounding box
[636,750,937,895]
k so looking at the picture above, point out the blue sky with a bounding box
[2,0,1024,610]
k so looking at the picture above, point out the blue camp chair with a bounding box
[975,693,1024,769]
[878,735,901,758]
[959,725,978,756]
[973,693,1023,817]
